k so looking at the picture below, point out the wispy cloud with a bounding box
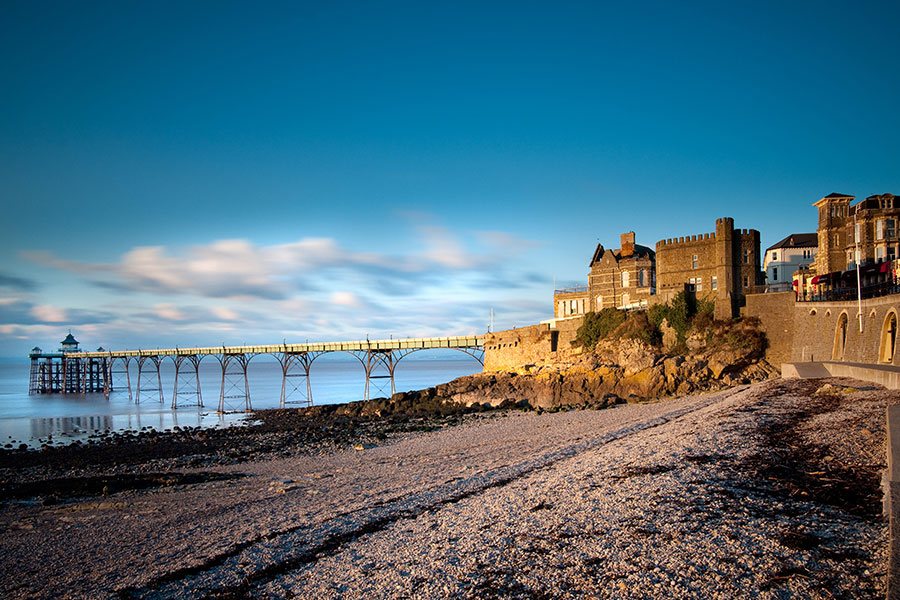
[0,273,38,291]
[9,222,550,353]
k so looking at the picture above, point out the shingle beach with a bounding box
[0,377,892,599]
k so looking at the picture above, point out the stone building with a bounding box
[655,217,762,319]
[813,192,900,274]
[553,232,655,318]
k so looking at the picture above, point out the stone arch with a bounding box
[879,310,899,364]
[832,312,849,361]
[825,309,832,318]
[809,309,817,316]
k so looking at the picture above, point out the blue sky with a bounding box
[1,0,899,356]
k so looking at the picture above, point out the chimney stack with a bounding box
[620,232,635,257]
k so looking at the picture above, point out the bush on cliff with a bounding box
[576,308,627,348]
[647,291,713,344]
[609,311,660,346]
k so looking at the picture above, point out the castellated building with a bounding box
[813,192,900,275]
[655,217,763,318]
[554,218,762,321]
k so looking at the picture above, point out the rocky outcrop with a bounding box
[387,319,778,411]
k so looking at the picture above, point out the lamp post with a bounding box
[855,206,863,333]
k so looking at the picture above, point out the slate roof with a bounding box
[853,193,897,210]
[765,233,818,252]
[589,243,655,267]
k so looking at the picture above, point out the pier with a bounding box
[28,334,485,413]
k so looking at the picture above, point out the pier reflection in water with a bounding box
[1,352,482,447]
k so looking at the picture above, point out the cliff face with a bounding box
[387,319,778,412]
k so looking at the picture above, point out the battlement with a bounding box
[656,231,716,247]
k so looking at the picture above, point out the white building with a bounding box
[763,233,817,291]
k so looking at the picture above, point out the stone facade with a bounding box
[553,232,655,318]
[553,288,590,319]
[742,292,796,367]
[484,318,583,372]
[587,232,655,311]
[814,192,900,274]
[789,296,900,364]
[742,288,900,368]
[655,217,762,319]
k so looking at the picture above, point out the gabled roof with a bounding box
[61,333,78,345]
[765,233,817,251]
[823,192,854,199]
[589,243,655,267]
[589,243,605,266]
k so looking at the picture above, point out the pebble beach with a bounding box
[0,377,892,599]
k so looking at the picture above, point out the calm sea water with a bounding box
[0,351,482,448]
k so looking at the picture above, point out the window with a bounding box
[696,277,702,291]
[688,277,696,291]
[692,255,698,269]
[638,269,646,287]
[773,267,778,281]
[771,251,778,261]
[877,246,885,261]
[743,276,749,288]
[877,220,884,240]
[743,249,749,264]
[834,234,839,246]
[711,276,718,290]
[890,247,897,262]
[570,300,577,313]
[621,270,629,287]
[889,219,896,239]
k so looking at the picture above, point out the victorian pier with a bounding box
[28,333,485,413]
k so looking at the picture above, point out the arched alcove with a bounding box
[879,311,899,364]
[832,312,849,361]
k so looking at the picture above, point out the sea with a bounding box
[0,351,482,449]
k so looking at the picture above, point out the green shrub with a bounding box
[646,291,694,343]
[576,308,627,348]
